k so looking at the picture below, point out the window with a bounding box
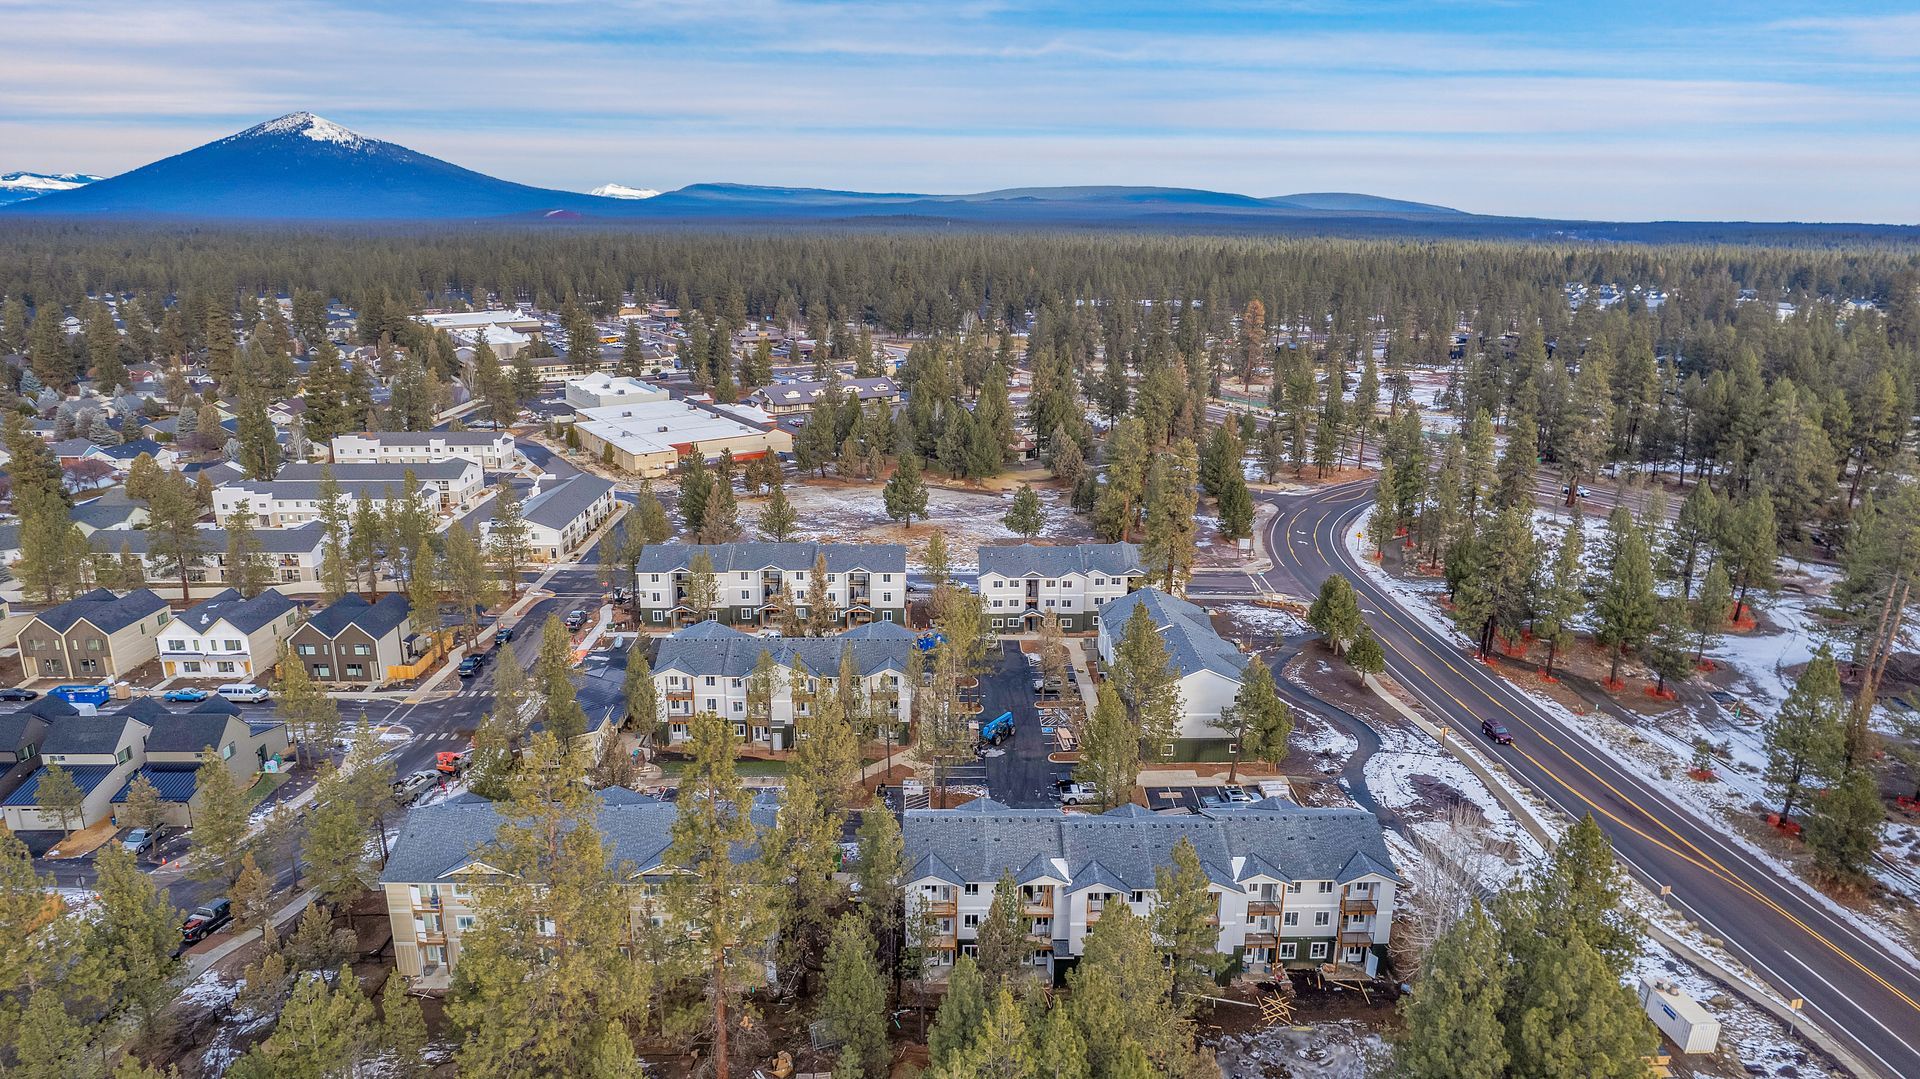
[167,640,187,651]
[183,661,201,673]
[224,640,242,651]
[1309,942,1329,959]
[221,743,235,760]
[1314,911,1331,927]
[963,883,981,896]
[1317,881,1334,894]
[217,661,235,673]
[353,644,370,656]
[733,723,747,739]
[1282,911,1299,927]
[117,746,133,764]
[962,913,980,929]
[705,676,717,686]
[314,665,331,678]
[455,916,475,932]
[1286,882,1302,894]
[344,664,364,678]
[992,618,1004,629]
[731,701,744,713]
[1278,942,1297,960]
[1128,890,1146,904]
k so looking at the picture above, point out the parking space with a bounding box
[976,641,1069,808]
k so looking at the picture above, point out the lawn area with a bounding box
[246,771,293,805]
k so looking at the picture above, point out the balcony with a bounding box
[1339,928,1374,945]
[1021,897,1054,917]
[1342,897,1378,915]
[1243,930,1278,947]
[666,689,694,702]
[1247,899,1285,915]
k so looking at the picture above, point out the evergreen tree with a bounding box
[1151,837,1227,1012]
[1306,573,1364,655]
[225,500,271,596]
[975,873,1029,989]
[1535,516,1585,679]
[535,614,588,741]
[1690,560,1733,662]
[1076,681,1140,810]
[380,969,428,1066]
[1593,510,1658,685]
[819,913,890,1079]
[1347,628,1386,683]
[927,955,987,1069]
[1394,900,1508,1079]
[486,481,533,598]
[1720,490,1779,621]
[229,966,376,1079]
[1803,764,1884,883]
[1003,483,1043,539]
[758,480,797,541]
[188,748,251,886]
[1214,655,1291,784]
[1112,602,1183,750]
[33,761,84,836]
[1668,481,1721,597]
[1763,647,1846,821]
[1217,472,1255,541]
[145,468,208,603]
[883,452,929,527]
[1141,439,1200,591]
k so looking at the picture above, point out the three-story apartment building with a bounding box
[632,542,908,629]
[903,798,1399,981]
[978,542,1144,633]
[329,431,520,472]
[650,621,914,750]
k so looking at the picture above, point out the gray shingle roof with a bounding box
[89,521,328,557]
[519,474,614,531]
[275,461,477,483]
[751,376,898,408]
[305,594,411,640]
[979,542,1143,580]
[144,713,240,755]
[0,713,48,751]
[654,622,912,679]
[42,713,147,756]
[1098,587,1248,682]
[380,788,778,884]
[635,542,906,575]
[70,490,145,530]
[174,587,298,635]
[29,587,168,635]
[339,430,507,446]
[903,799,1397,892]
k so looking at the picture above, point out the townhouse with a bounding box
[380,788,776,986]
[110,699,290,828]
[14,588,172,680]
[978,542,1145,633]
[1096,587,1249,744]
[904,798,1400,982]
[211,460,480,528]
[0,708,52,804]
[157,588,303,679]
[650,621,914,750]
[88,522,331,598]
[480,474,619,562]
[2,706,150,831]
[329,431,521,473]
[633,542,909,629]
[285,594,415,687]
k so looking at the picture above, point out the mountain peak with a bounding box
[236,112,372,150]
[591,183,660,200]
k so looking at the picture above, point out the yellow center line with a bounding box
[1287,495,1920,1016]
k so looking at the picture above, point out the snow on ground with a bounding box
[1214,1020,1386,1079]
[1215,603,1309,639]
[779,479,1087,571]
[1364,721,1540,887]
[1631,942,1843,1079]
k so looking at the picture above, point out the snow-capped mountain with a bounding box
[0,171,104,205]
[591,183,660,200]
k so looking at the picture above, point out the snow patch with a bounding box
[246,112,370,149]
[591,183,660,199]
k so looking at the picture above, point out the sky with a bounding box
[1,0,1917,222]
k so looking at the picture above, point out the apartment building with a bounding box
[329,431,520,472]
[650,621,914,750]
[157,588,303,679]
[479,474,618,562]
[903,798,1399,982]
[978,542,1144,633]
[88,522,330,598]
[380,788,776,986]
[1096,587,1248,744]
[277,461,487,512]
[632,542,909,629]
[211,462,477,528]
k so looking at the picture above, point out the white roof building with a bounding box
[572,399,792,478]
[565,373,671,410]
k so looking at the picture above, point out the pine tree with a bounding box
[1076,681,1140,810]
[1112,602,1183,750]
[1347,628,1386,683]
[1690,560,1733,662]
[1593,510,1658,685]
[819,913,890,1079]
[1764,647,1846,821]
[758,480,797,541]
[1218,473,1255,541]
[1214,655,1291,784]
[1454,505,1537,658]
[486,482,533,598]
[854,804,905,972]
[535,614,588,741]
[1306,573,1364,655]
[1394,900,1508,1079]
[380,969,428,1066]
[1152,837,1226,1012]
[1141,439,1200,591]
[927,955,987,1069]
[975,873,1029,989]
[35,761,85,836]
[1668,481,1721,596]
[1720,490,1779,621]
[224,500,271,596]
[1803,764,1884,883]
[883,453,929,527]
[91,840,182,1034]
[188,747,250,886]
[145,468,208,603]
[1535,516,1585,679]
[229,966,376,1078]
[1003,483,1043,539]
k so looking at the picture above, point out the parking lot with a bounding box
[975,641,1071,808]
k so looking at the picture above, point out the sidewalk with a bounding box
[186,887,321,978]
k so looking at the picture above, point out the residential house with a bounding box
[87,522,331,598]
[110,701,290,827]
[157,588,303,680]
[633,542,909,629]
[748,376,900,416]
[979,542,1145,633]
[329,431,521,473]
[1,706,151,831]
[14,588,172,681]
[285,594,414,686]
[0,709,51,804]
[904,798,1400,981]
[651,621,914,750]
[1095,587,1249,744]
[93,438,176,471]
[70,489,149,534]
[480,474,618,562]
[380,788,775,985]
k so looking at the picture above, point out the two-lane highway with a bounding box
[1196,481,1920,1079]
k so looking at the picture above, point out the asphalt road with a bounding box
[1196,481,1920,1079]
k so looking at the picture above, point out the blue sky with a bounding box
[2,0,1917,221]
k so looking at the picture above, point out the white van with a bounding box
[217,683,272,703]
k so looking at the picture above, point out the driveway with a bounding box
[976,641,1063,807]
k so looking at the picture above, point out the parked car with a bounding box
[1481,719,1513,745]
[391,770,438,803]
[494,626,514,644]
[457,655,485,678]
[564,609,588,630]
[1218,785,1256,804]
[217,683,271,704]
[1056,781,1099,806]
[180,899,233,943]
[0,687,38,701]
[163,687,212,702]
[122,826,162,857]
[436,749,471,776]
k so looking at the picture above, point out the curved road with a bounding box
[1196,481,1920,1079]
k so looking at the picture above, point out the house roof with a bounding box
[111,765,199,804]
[380,789,777,884]
[839,621,916,641]
[303,593,411,640]
[0,712,49,751]
[1098,587,1249,682]
[634,542,906,575]
[17,696,79,721]
[70,489,145,530]
[29,587,168,635]
[49,438,100,457]
[191,696,242,716]
[519,474,614,532]
[96,438,164,461]
[902,799,1397,892]
[751,376,898,408]
[143,712,239,756]
[89,521,328,557]
[979,542,1144,580]
[41,713,146,756]
[3,764,117,806]
[275,461,477,483]
[654,622,914,680]
[175,587,299,635]
[335,430,508,446]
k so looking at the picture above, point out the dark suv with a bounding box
[1481,719,1513,745]
[180,898,233,943]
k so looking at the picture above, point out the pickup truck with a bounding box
[979,710,1015,745]
[1056,781,1099,806]
[180,899,233,944]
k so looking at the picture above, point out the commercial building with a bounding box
[651,621,914,750]
[632,542,908,629]
[748,376,900,416]
[329,431,520,472]
[904,798,1400,981]
[572,398,792,478]
[1096,587,1248,744]
[564,373,669,410]
[979,542,1144,633]
[416,309,542,359]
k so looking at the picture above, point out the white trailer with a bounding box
[1638,977,1720,1054]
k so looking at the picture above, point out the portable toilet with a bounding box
[1638,977,1719,1054]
